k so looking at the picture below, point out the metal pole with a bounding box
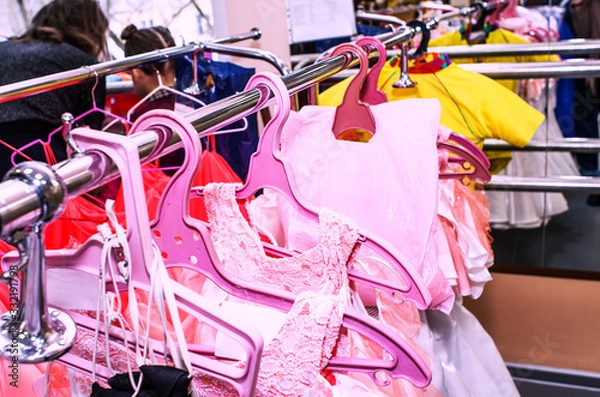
[0,29,262,104]
[319,60,600,82]
[0,44,197,103]
[0,29,414,237]
[460,60,600,79]
[293,39,600,65]
[483,138,600,153]
[212,27,262,44]
[356,9,406,27]
[485,176,600,193]
[422,39,600,58]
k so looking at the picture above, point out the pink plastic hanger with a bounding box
[233,71,429,309]
[447,132,491,169]
[438,131,491,183]
[326,43,377,140]
[118,68,249,137]
[355,37,388,105]
[10,69,132,167]
[487,0,518,25]
[145,74,431,387]
[438,142,491,183]
[3,120,264,395]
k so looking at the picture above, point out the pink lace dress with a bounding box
[202,182,373,396]
[205,184,437,396]
[24,179,430,396]
[31,178,366,396]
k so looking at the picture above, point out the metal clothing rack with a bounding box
[0,2,590,235]
[486,176,600,193]
[318,59,600,82]
[0,27,294,104]
[425,39,600,58]
[484,138,600,153]
[460,60,600,79]
[0,25,424,237]
[292,38,600,67]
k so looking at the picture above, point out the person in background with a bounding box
[563,0,600,205]
[120,24,186,174]
[121,24,179,121]
[0,0,109,177]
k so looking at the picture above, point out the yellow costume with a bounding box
[429,27,560,92]
[318,53,544,173]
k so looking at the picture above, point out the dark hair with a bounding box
[121,24,176,75]
[11,0,109,59]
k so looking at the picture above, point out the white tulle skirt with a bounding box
[488,83,580,229]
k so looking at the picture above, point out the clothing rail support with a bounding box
[485,176,600,193]
[0,28,264,104]
[212,27,262,44]
[0,162,76,363]
[356,9,406,28]
[484,138,600,153]
[199,42,291,75]
[0,27,421,237]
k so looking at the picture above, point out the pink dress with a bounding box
[277,100,454,313]
[206,184,437,396]
[205,182,381,396]
[49,182,387,396]
[32,179,371,396]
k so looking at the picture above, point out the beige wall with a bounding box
[211,0,291,74]
[465,272,600,372]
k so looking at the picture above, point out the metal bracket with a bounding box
[0,162,76,363]
[393,42,416,89]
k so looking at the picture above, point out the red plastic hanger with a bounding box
[327,43,377,140]
[355,37,388,105]
[487,0,518,25]
[438,131,491,183]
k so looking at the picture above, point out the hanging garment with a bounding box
[429,26,559,93]
[44,196,108,250]
[199,183,385,395]
[438,180,494,298]
[175,57,259,181]
[319,52,544,174]
[430,22,578,228]
[487,80,581,229]
[341,256,441,397]
[34,182,366,396]
[418,295,519,397]
[91,365,191,396]
[434,126,494,298]
[556,6,577,139]
[274,98,454,313]
[108,181,392,396]
[38,326,140,396]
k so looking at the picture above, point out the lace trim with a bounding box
[204,183,359,296]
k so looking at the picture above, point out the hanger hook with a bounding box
[83,66,100,108]
[155,68,164,87]
[184,49,202,96]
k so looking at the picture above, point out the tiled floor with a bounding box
[492,192,600,272]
